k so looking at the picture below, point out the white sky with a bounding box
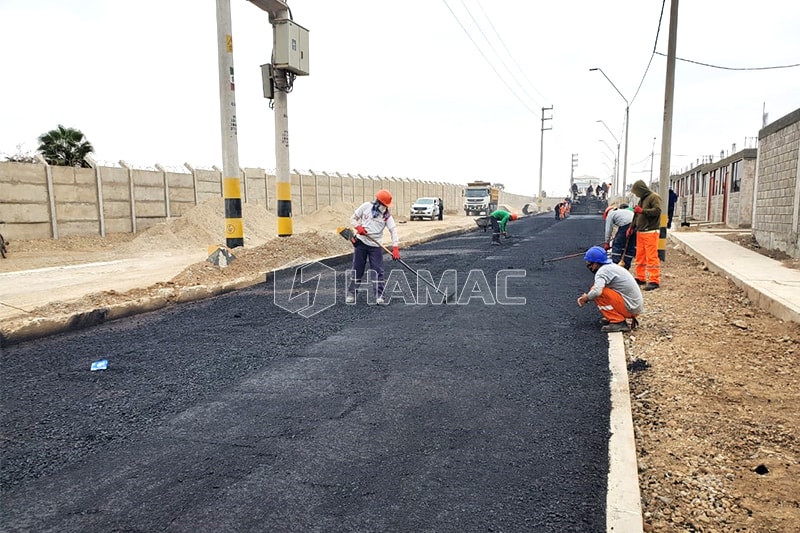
[1,0,798,198]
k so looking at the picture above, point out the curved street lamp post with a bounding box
[596,119,621,199]
[590,68,629,198]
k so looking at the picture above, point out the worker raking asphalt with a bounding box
[2,214,620,532]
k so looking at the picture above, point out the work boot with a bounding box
[491,241,501,246]
[345,295,355,304]
[644,282,660,291]
[599,317,610,325]
[601,321,631,333]
[635,278,646,286]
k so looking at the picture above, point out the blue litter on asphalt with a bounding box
[90,359,108,371]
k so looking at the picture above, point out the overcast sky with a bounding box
[1,0,798,198]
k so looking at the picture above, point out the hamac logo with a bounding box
[273,257,337,318]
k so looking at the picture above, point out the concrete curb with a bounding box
[606,332,644,532]
[0,226,479,347]
[669,233,800,325]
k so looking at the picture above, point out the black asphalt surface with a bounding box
[1,214,613,533]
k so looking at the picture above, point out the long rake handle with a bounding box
[362,234,451,298]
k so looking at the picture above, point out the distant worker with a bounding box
[595,184,602,197]
[586,185,594,196]
[346,189,400,304]
[489,209,517,245]
[603,204,636,269]
[571,183,579,200]
[554,202,562,221]
[630,180,663,291]
[600,182,609,200]
[559,201,566,220]
[668,188,678,228]
[577,246,644,333]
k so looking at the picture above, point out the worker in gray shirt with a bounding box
[603,204,636,270]
[577,246,644,333]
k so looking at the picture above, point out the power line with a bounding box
[630,0,667,106]
[457,0,543,109]
[654,52,800,70]
[440,0,538,114]
[474,0,550,106]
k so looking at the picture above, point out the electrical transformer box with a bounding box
[273,20,309,76]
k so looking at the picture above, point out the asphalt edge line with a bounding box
[0,226,478,348]
[606,332,644,533]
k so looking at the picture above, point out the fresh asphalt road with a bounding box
[1,214,615,533]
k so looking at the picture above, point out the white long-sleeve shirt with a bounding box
[604,208,634,243]
[350,201,400,247]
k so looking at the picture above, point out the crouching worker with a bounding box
[489,209,518,245]
[346,189,400,305]
[577,246,643,333]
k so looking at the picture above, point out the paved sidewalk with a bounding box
[669,231,800,325]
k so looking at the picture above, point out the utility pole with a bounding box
[272,5,293,237]
[538,106,553,209]
[250,0,309,237]
[215,0,244,249]
[649,137,656,185]
[658,0,679,261]
[570,153,579,188]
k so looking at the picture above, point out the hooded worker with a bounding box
[346,189,400,305]
[603,203,636,269]
[629,179,663,290]
[488,209,518,245]
[577,246,644,332]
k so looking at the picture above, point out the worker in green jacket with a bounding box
[489,209,518,245]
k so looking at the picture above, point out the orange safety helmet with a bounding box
[510,213,518,221]
[375,189,393,207]
[603,205,616,220]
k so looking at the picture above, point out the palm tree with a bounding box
[37,125,94,167]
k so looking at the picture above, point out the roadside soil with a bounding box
[1,202,798,532]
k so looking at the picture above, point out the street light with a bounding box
[598,139,617,189]
[597,119,620,198]
[590,68,629,198]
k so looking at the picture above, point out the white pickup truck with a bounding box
[409,197,443,221]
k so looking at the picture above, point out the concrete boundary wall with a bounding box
[0,162,536,241]
[755,107,800,258]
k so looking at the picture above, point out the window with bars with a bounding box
[731,161,741,192]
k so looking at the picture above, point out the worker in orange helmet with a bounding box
[488,209,517,245]
[346,189,400,305]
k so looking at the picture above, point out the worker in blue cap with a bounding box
[577,245,644,332]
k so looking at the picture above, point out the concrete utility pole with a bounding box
[538,106,553,208]
[215,0,244,249]
[570,153,578,189]
[272,4,293,237]
[250,0,308,237]
[658,0,679,261]
[596,119,620,201]
[590,68,630,200]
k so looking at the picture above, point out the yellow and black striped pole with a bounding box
[658,212,668,261]
[276,178,292,236]
[223,176,244,248]
[216,0,244,248]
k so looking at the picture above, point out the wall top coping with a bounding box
[670,148,757,180]
[759,107,800,140]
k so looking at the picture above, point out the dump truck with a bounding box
[463,181,500,216]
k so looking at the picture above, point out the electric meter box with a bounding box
[273,20,309,76]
